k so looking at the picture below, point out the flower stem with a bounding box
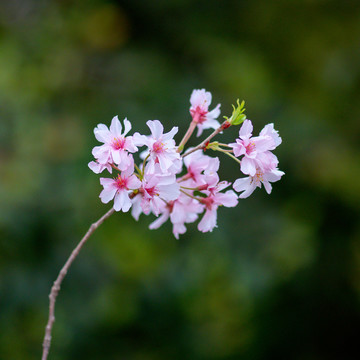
[217,143,232,148]
[180,189,202,201]
[177,173,191,182]
[41,207,115,360]
[177,120,197,153]
[180,186,199,190]
[134,163,142,176]
[141,154,150,176]
[221,149,241,164]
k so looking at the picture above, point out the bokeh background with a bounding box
[1,0,360,359]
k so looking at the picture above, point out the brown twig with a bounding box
[41,207,115,360]
[182,120,231,158]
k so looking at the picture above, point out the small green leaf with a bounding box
[227,99,246,126]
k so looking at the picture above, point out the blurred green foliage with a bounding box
[1,0,360,359]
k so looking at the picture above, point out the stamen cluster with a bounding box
[89,89,284,238]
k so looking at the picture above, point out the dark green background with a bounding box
[1,1,359,359]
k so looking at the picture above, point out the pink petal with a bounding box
[239,119,253,138]
[99,187,117,204]
[159,183,180,201]
[114,190,131,212]
[162,126,178,141]
[207,103,221,120]
[92,145,110,164]
[216,190,238,207]
[100,177,116,187]
[123,117,132,136]
[233,177,251,192]
[127,175,141,189]
[253,136,275,153]
[241,157,256,176]
[111,149,121,165]
[263,181,272,194]
[190,89,209,108]
[198,209,217,233]
[238,183,256,199]
[147,120,163,139]
[94,124,111,143]
[125,137,138,153]
[149,211,170,229]
[132,132,148,147]
[110,116,123,137]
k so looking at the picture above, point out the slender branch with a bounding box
[41,207,115,360]
[182,120,231,158]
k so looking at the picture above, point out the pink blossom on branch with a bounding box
[229,119,276,176]
[88,90,284,238]
[133,120,181,174]
[190,89,221,137]
[91,116,138,171]
[133,165,180,217]
[149,193,204,239]
[233,167,285,199]
[43,89,286,360]
[99,161,141,212]
[198,181,238,233]
[182,149,220,188]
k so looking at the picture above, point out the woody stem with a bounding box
[41,207,115,360]
[182,120,231,158]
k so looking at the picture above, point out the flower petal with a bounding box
[147,120,163,139]
[239,119,253,139]
[110,116,123,137]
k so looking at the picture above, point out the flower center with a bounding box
[112,137,125,150]
[115,174,127,189]
[190,106,208,124]
[145,186,159,197]
[251,169,264,185]
[153,141,165,154]
[245,141,256,155]
[201,196,214,210]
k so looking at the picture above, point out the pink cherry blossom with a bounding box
[260,123,282,149]
[133,120,181,174]
[229,119,275,176]
[233,167,284,199]
[149,193,204,239]
[91,116,138,171]
[99,161,141,212]
[132,165,180,217]
[182,149,220,187]
[88,90,284,238]
[198,181,238,233]
[190,89,221,137]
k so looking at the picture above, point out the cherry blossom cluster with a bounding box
[88,89,284,238]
